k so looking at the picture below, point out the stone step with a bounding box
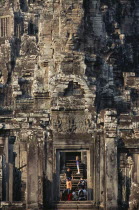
[0,202,25,210]
[61,178,83,182]
[61,181,80,184]
[65,163,83,165]
[66,162,83,165]
[65,165,85,169]
[60,175,83,179]
[60,183,79,186]
[63,166,83,168]
[65,167,84,170]
[66,162,78,163]
[61,168,83,174]
[60,186,80,189]
[50,201,98,210]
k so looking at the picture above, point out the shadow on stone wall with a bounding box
[118,172,131,209]
[43,173,58,209]
[43,175,51,209]
[73,0,139,114]
[13,167,22,201]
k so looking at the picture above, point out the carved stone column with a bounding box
[4,137,9,201]
[8,136,15,202]
[37,141,44,207]
[99,131,105,209]
[104,110,118,210]
[26,141,38,209]
[46,137,53,204]
[0,137,4,201]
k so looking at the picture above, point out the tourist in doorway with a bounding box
[78,187,86,201]
[83,188,87,200]
[65,167,73,181]
[66,178,72,194]
[76,156,80,174]
[78,177,86,189]
[72,188,78,201]
[67,190,73,201]
[65,168,73,193]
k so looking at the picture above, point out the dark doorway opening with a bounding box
[60,151,87,179]
[59,151,87,201]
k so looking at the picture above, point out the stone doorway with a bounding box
[56,149,92,201]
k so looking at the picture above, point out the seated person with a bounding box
[72,188,78,201]
[78,187,86,201]
[78,177,86,189]
[83,188,87,200]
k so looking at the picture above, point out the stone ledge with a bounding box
[50,201,98,210]
[0,201,25,209]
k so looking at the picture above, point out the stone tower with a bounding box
[0,0,139,209]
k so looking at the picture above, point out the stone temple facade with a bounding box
[1,0,139,209]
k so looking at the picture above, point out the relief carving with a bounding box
[52,112,92,133]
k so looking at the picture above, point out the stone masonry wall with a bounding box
[0,0,139,209]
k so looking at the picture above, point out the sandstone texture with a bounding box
[0,0,139,209]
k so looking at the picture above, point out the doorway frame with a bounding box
[53,144,94,201]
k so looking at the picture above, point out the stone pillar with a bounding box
[4,137,9,201]
[8,136,15,202]
[94,134,100,204]
[0,137,4,201]
[26,141,38,209]
[0,155,2,201]
[19,142,27,202]
[37,141,44,206]
[55,149,60,201]
[96,113,106,209]
[99,132,105,209]
[8,142,14,202]
[104,110,118,210]
[2,136,14,202]
[0,18,1,37]
[46,138,53,204]
[87,149,93,200]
